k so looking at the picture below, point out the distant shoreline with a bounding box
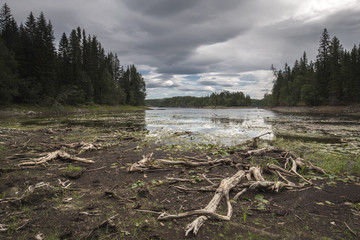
[267,105,360,116]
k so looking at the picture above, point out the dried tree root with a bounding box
[18,148,94,167]
[132,148,326,236]
[128,152,232,172]
[64,141,102,154]
[158,170,246,236]
[128,153,157,172]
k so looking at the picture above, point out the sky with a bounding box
[3,0,360,99]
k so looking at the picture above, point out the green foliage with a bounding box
[64,164,82,173]
[146,90,251,108]
[0,37,18,104]
[267,28,360,106]
[0,3,146,106]
[254,194,269,210]
[131,180,145,189]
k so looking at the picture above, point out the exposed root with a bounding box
[128,152,232,172]
[144,148,326,236]
[63,141,102,154]
[128,153,158,172]
[158,170,246,236]
[18,148,94,167]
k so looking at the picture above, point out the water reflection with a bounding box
[145,108,276,146]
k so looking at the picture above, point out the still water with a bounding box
[145,108,276,146]
[2,107,359,149]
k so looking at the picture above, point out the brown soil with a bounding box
[0,126,359,240]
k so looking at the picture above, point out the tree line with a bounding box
[263,28,360,106]
[0,3,146,106]
[146,91,251,107]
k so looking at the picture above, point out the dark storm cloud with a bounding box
[3,0,360,99]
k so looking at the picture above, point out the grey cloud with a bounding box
[4,0,360,99]
[198,80,233,87]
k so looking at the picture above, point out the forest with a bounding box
[0,3,146,106]
[146,91,252,108]
[263,28,360,106]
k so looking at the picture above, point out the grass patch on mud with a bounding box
[270,137,360,175]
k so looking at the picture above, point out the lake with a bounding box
[145,108,276,146]
[1,107,359,153]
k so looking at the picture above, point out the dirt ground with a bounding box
[0,122,359,239]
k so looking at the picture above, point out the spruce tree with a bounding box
[316,28,331,103]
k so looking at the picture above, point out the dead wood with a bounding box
[128,147,325,236]
[158,170,246,236]
[233,188,247,201]
[174,185,216,192]
[63,141,102,154]
[246,148,268,156]
[18,148,94,167]
[128,153,158,172]
[128,152,232,172]
[0,182,51,203]
[156,158,232,167]
[248,180,290,192]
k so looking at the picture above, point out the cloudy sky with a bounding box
[3,0,360,99]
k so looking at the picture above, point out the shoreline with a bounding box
[0,104,150,117]
[265,105,360,116]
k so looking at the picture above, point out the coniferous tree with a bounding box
[0,3,19,52]
[268,28,360,106]
[328,36,343,104]
[0,37,18,103]
[315,28,331,103]
[34,12,56,100]
[1,3,146,106]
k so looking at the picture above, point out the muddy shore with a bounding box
[0,107,359,239]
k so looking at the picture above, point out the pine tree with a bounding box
[0,37,18,103]
[327,36,342,104]
[316,28,331,103]
[0,3,19,51]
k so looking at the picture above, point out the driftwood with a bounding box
[159,170,246,236]
[18,148,94,167]
[130,147,326,236]
[63,141,102,154]
[128,153,157,172]
[128,152,232,172]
